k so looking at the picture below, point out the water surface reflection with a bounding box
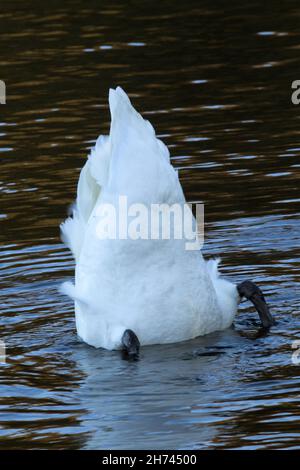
[0,0,299,449]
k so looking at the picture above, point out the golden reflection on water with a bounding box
[0,0,300,450]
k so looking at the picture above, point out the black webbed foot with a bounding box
[237,280,274,329]
[121,329,140,361]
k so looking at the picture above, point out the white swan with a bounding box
[60,87,273,357]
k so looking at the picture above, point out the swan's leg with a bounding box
[237,280,274,328]
[121,329,140,360]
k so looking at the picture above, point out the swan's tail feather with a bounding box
[59,281,90,310]
[206,257,239,328]
[109,87,170,161]
[206,257,221,282]
[108,87,157,144]
[106,87,176,202]
[109,86,132,119]
[76,160,100,224]
[60,211,84,261]
[88,135,110,187]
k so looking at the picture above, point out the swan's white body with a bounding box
[61,87,239,350]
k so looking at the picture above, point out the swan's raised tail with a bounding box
[60,86,180,262]
[105,87,180,205]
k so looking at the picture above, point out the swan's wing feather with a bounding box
[88,134,110,187]
[60,208,84,261]
[60,133,110,260]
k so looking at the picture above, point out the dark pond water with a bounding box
[0,0,300,449]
